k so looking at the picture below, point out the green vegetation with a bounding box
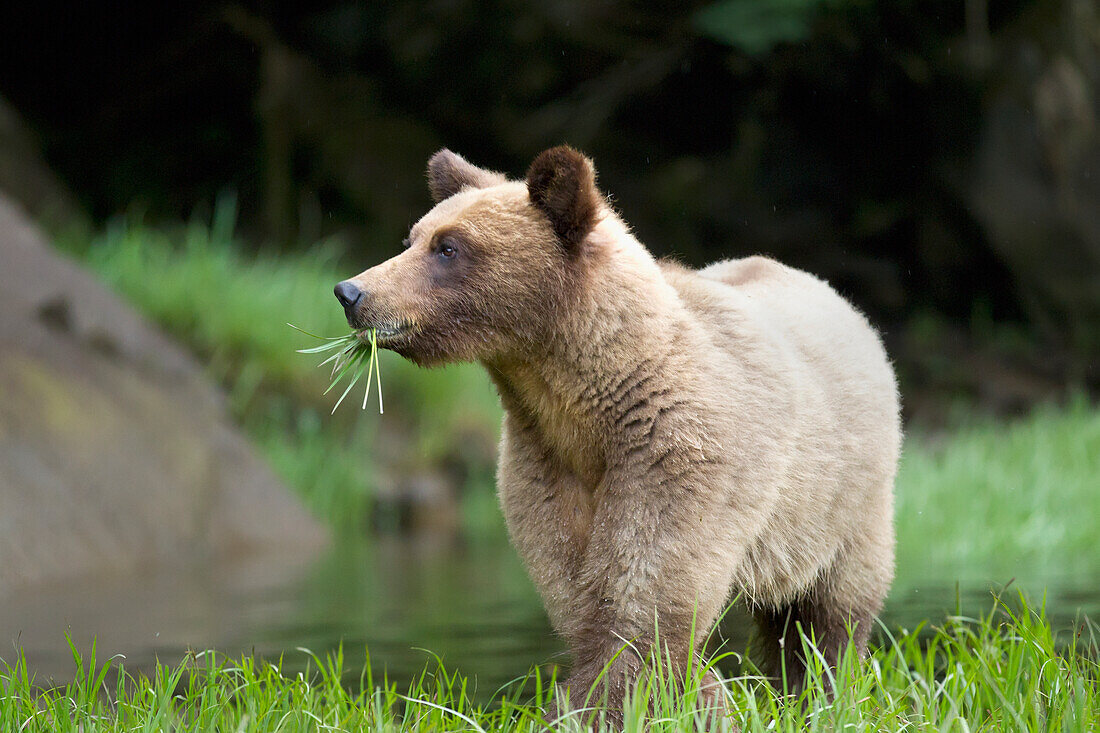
[290,325,385,415]
[2,597,1096,731]
[694,0,835,56]
[895,398,1100,591]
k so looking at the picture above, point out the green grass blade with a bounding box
[324,347,367,396]
[287,322,345,340]
[296,339,352,354]
[372,329,383,414]
[295,326,381,413]
[361,339,375,411]
[331,354,368,414]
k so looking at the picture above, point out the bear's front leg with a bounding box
[561,643,644,726]
[497,416,595,639]
[560,465,749,725]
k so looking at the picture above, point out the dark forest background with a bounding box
[2,0,1097,419]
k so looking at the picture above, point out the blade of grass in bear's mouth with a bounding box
[288,323,383,414]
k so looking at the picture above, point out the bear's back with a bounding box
[662,255,896,424]
[659,255,901,601]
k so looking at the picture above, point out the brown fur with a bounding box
[525,146,601,252]
[338,146,901,724]
[426,149,507,203]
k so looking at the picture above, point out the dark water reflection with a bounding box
[4,536,1098,698]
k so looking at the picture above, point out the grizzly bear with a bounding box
[334,146,901,720]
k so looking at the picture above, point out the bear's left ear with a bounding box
[426,149,507,203]
[525,146,601,254]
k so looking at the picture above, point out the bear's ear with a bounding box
[525,146,601,253]
[426,149,507,203]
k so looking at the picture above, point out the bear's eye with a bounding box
[439,241,457,258]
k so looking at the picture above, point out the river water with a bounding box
[4,535,1097,697]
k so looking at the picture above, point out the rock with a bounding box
[0,195,327,592]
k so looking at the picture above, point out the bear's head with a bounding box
[335,146,607,366]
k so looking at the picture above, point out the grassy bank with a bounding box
[894,397,1100,592]
[2,598,1096,731]
[62,209,1100,587]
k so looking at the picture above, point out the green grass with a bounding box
[2,597,1096,731]
[895,397,1100,592]
[289,325,384,415]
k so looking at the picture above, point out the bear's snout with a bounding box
[334,280,364,320]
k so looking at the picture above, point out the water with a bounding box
[4,535,1097,697]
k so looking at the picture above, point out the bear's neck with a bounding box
[484,236,693,487]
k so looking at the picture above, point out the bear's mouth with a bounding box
[357,321,415,345]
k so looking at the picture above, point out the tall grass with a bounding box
[2,597,1096,731]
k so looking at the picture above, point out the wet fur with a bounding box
[341,147,901,722]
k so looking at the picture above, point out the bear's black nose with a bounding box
[334,281,363,309]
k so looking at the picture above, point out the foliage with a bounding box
[694,0,837,55]
[1,598,1097,731]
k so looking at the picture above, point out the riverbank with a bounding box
[2,597,1096,731]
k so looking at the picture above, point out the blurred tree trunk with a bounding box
[225,7,298,249]
[967,0,1100,380]
[258,45,297,249]
[964,0,991,69]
